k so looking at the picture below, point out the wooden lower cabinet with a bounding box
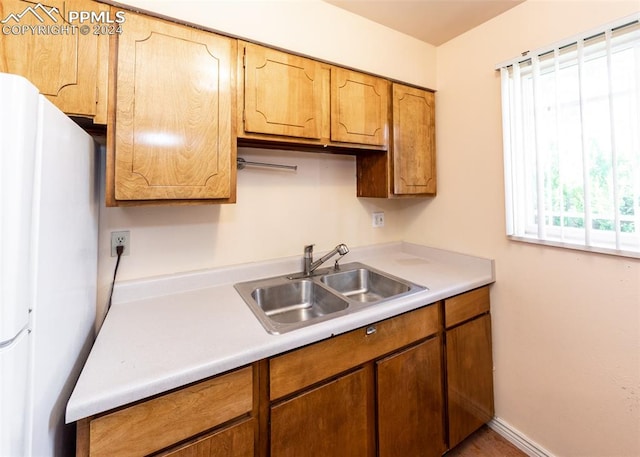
[270,367,375,457]
[269,305,440,401]
[377,337,445,457]
[76,366,254,457]
[160,418,255,457]
[445,287,495,449]
[76,290,495,457]
[267,304,444,457]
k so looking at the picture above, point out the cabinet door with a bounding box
[161,418,255,457]
[270,367,374,457]
[377,337,445,457]
[242,43,324,139]
[331,68,388,146]
[392,84,436,195]
[0,0,108,119]
[446,314,494,448]
[112,12,235,202]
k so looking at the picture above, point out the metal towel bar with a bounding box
[237,157,297,171]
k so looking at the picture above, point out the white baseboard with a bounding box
[488,417,554,457]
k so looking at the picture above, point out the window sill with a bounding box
[507,235,640,260]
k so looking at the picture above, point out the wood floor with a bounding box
[445,426,528,457]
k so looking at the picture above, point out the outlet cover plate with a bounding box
[372,212,385,228]
[111,230,130,257]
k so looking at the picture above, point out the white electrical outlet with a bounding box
[372,212,385,228]
[111,230,130,257]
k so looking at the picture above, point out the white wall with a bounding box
[401,1,640,456]
[100,148,413,279]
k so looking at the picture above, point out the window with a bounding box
[498,15,640,258]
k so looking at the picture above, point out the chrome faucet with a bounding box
[292,243,349,278]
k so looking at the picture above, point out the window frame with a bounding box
[498,14,640,259]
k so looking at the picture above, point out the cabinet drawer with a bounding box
[88,366,253,457]
[270,305,440,400]
[444,286,490,329]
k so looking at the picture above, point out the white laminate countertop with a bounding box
[66,242,495,423]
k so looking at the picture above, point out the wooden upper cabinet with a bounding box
[242,42,324,140]
[109,11,236,204]
[356,83,435,198]
[331,68,388,146]
[392,83,436,195]
[239,43,389,150]
[0,0,108,122]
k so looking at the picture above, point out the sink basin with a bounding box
[251,280,349,324]
[234,262,426,334]
[321,268,412,303]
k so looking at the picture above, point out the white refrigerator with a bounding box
[0,73,98,457]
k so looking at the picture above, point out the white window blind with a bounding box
[498,15,640,258]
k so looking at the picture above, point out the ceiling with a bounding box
[323,0,525,46]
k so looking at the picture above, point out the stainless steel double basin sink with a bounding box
[234,262,426,334]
